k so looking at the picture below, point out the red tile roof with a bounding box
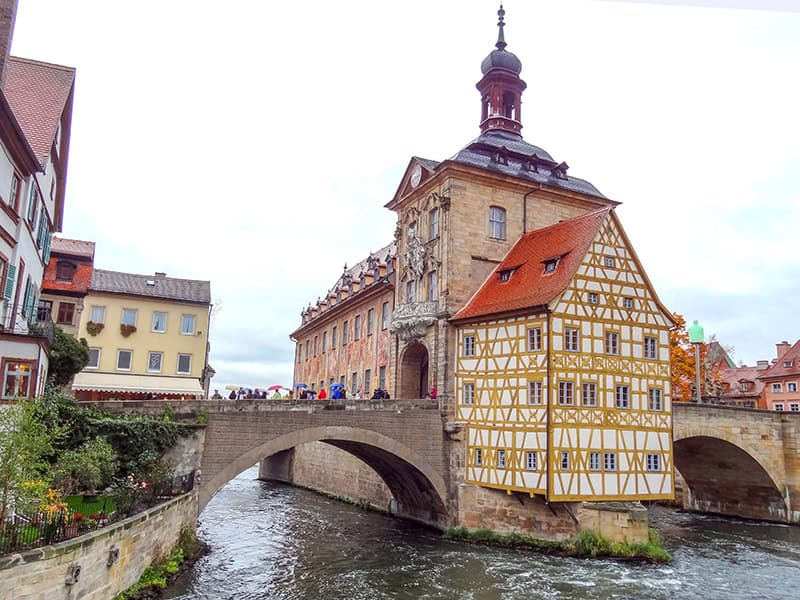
[452,208,610,322]
[51,237,95,259]
[3,57,75,164]
[719,365,765,399]
[759,340,800,380]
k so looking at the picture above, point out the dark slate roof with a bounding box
[449,129,606,199]
[417,157,441,171]
[90,269,211,304]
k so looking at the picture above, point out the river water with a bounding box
[166,467,800,599]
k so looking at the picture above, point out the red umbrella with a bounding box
[267,385,283,391]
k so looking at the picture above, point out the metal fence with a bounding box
[0,471,195,557]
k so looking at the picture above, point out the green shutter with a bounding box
[22,279,32,318]
[3,264,16,300]
[30,291,39,324]
[43,232,52,264]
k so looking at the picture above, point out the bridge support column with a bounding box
[258,449,295,483]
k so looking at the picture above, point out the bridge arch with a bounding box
[199,425,448,526]
[673,434,787,522]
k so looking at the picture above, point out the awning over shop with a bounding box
[72,372,205,396]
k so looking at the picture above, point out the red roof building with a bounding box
[39,237,95,337]
[758,341,800,412]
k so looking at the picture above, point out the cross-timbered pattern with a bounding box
[454,209,675,502]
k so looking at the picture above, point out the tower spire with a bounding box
[496,3,507,51]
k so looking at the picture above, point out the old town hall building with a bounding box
[292,7,675,503]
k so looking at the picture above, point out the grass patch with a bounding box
[65,495,117,515]
[444,527,671,563]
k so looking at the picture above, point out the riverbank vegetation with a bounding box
[443,526,671,563]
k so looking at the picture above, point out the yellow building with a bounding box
[72,269,212,401]
[452,209,675,501]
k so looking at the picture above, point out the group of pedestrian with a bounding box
[211,388,292,400]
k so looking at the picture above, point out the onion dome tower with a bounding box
[477,4,527,135]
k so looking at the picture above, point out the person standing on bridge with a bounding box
[318,387,327,400]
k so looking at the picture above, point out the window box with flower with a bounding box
[86,321,104,336]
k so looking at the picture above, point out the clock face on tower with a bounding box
[410,164,422,188]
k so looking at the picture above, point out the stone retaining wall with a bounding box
[0,493,197,600]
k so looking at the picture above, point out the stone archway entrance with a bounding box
[400,342,429,399]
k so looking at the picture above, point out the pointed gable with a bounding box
[452,209,610,322]
[386,156,440,208]
[760,340,800,379]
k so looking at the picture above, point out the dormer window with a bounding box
[55,261,77,283]
[604,256,616,268]
[499,268,514,283]
[543,259,559,274]
[785,360,793,368]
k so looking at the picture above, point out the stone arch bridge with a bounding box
[93,400,800,526]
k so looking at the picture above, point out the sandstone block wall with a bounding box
[0,493,197,600]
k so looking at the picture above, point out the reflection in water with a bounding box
[166,468,800,600]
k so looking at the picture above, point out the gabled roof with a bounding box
[3,57,75,164]
[759,340,800,380]
[51,237,95,260]
[452,208,610,322]
[719,366,765,398]
[89,269,211,305]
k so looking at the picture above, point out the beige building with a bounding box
[72,270,212,401]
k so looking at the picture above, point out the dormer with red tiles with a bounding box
[39,237,95,337]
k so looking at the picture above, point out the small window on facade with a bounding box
[499,269,513,283]
[381,302,389,330]
[464,335,476,357]
[582,382,597,407]
[87,348,100,368]
[788,383,798,393]
[55,261,77,282]
[772,383,782,393]
[646,454,661,471]
[313,336,318,356]
[177,354,192,374]
[605,331,619,355]
[367,308,375,335]
[589,452,601,471]
[644,337,657,360]
[117,350,132,371]
[343,320,349,344]
[8,173,20,211]
[527,327,542,352]
[475,448,482,466]
[37,300,53,323]
[558,381,574,405]
[528,381,542,405]
[428,271,438,301]
[406,280,416,303]
[560,451,570,470]
[565,327,579,352]
[122,309,137,327]
[91,306,106,324]
[57,302,75,325]
[464,383,475,405]
[429,208,439,240]
[649,388,663,411]
[378,365,387,390]
[604,256,616,268]
[152,311,167,332]
[526,451,537,471]
[322,331,327,353]
[588,293,598,304]
[615,385,630,409]
[351,372,358,392]
[623,297,633,309]
[497,449,506,469]
[354,315,362,340]
[2,361,33,399]
[604,453,617,471]
[544,259,558,274]
[489,206,506,240]
[181,314,195,335]
[148,352,163,373]
[332,326,337,349]
[785,360,793,368]
[790,403,800,412]
[775,403,784,411]
[739,381,750,392]
[305,340,310,360]
[364,369,372,394]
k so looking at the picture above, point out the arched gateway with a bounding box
[199,418,449,528]
[399,342,429,399]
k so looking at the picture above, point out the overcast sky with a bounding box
[9,0,800,388]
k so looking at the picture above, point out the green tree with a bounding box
[48,327,90,387]
[54,437,118,495]
[0,401,58,524]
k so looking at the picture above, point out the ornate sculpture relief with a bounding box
[391,301,438,343]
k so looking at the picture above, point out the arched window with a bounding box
[489,206,506,240]
[502,92,516,120]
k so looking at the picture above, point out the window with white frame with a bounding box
[543,259,558,274]
[313,336,318,356]
[791,403,800,412]
[3,361,33,399]
[646,454,661,471]
[90,305,106,324]
[649,388,663,411]
[463,383,475,405]
[604,256,616,268]
[322,331,327,352]
[181,314,196,335]
[121,309,137,326]
[364,369,372,394]
[565,327,579,352]
[428,271,437,301]
[604,453,617,471]
[528,381,542,405]
[588,293,598,304]
[152,312,167,332]
[87,348,100,369]
[177,354,192,374]
[351,372,358,393]
[589,452,601,471]
[381,302,389,329]
[378,365,386,390]
[582,382,597,407]
[489,206,506,239]
[475,448,482,466]
[775,403,784,411]
[354,314,362,340]
[464,335,475,357]
[788,382,797,393]
[117,350,132,370]
[406,280,416,303]
[615,385,630,409]
[772,383,782,393]
[367,309,375,335]
[331,326,337,349]
[342,320,349,344]
[560,451,570,470]
[527,327,542,352]
[429,208,439,240]
[644,337,657,359]
[526,451,537,470]
[623,297,633,309]
[497,449,506,469]
[558,381,574,405]
[147,352,163,373]
[605,331,619,355]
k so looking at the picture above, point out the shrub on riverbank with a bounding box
[443,527,671,563]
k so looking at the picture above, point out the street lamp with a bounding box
[688,320,704,402]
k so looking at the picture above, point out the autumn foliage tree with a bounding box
[669,314,725,402]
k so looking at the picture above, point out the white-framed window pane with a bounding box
[589,452,601,471]
[615,386,629,409]
[152,312,167,332]
[790,403,800,412]
[382,302,389,329]
[582,383,597,406]
[605,331,619,355]
[589,293,598,304]
[87,348,100,368]
[354,315,362,339]
[560,452,570,470]
[90,306,105,324]
[604,452,617,471]
[526,451,537,470]
[775,403,784,411]
[475,448,482,466]
[772,383,782,393]
[528,381,542,405]
[177,354,191,374]
[497,449,506,469]
[464,383,475,405]
[527,327,541,352]
[367,309,375,334]
[645,337,657,359]
[428,271,437,301]
[489,206,506,239]
[558,381,573,405]
[464,335,475,357]
[148,352,163,373]
[623,297,633,309]
[117,350,132,370]
[565,328,579,352]
[406,280,416,303]
[788,383,797,393]
[429,208,439,239]
[647,454,661,471]
[181,314,195,335]
[121,309,137,326]
[649,388,663,411]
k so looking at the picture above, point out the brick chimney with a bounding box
[0,1,18,90]
[756,360,770,370]
[776,341,791,359]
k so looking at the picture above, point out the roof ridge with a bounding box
[8,55,76,73]
[92,268,210,284]
[519,206,611,240]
